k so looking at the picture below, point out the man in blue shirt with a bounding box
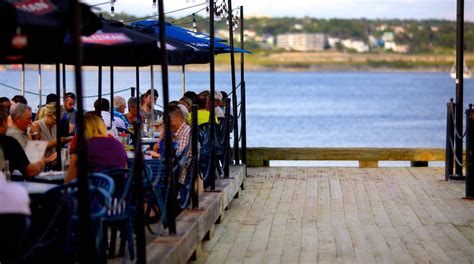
[113,96,130,129]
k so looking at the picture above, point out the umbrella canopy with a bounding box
[0,0,101,64]
[131,20,251,56]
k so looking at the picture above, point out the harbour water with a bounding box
[1,70,473,165]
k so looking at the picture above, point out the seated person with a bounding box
[35,93,57,121]
[94,98,125,130]
[65,112,127,183]
[0,170,31,263]
[113,96,131,129]
[140,89,163,121]
[125,97,138,125]
[31,103,71,157]
[7,103,32,148]
[0,106,55,178]
[186,91,218,126]
[150,105,191,184]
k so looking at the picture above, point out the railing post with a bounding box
[224,98,231,178]
[191,104,199,208]
[446,98,455,181]
[465,104,474,198]
[240,6,247,167]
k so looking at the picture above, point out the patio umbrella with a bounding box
[0,0,101,64]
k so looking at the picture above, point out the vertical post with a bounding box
[227,0,239,165]
[465,104,474,198]
[454,0,465,178]
[181,65,185,96]
[446,98,455,180]
[136,67,141,122]
[209,0,216,190]
[240,6,247,166]
[157,0,175,235]
[150,65,155,123]
[62,63,66,96]
[110,66,114,126]
[71,0,91,261]
[38,64,43,107]
[191,104,199,208]
[21,63,25,96]
[55,64,62,170]
[98,66,102,113]
[133,121,145,264]
[224,98,231,178]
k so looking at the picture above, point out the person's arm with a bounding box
[24,159,45,177]
[30,122,40,140]
[65,154,78,184]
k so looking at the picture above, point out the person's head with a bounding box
[46,93,58,105]
[11,95,27,105]
[169,104,184,132]
[83,112,107,139]
[0,97,11,112]
[63,92,76,112]
[183,91,197,103]
[143,89,158,108]
[93,98,110,112]
[179,97,193,111]
[42,103,58,126]
[10,103,32,132]
[196,92,209,109]
[0,105,9,134]
[114,96,126,113]
[220,91,228,100]
[127,97,138,116]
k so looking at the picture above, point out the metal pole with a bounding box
[157,0,176,235]
[62,63,66,96]
[182,65,185,96]
[136,67,141,122]
[131,87,135,98]
[38,64,43,107]
[209,0,216,190]
[55,64,62,170]
[191,104,199,208]
[227,0,239,165]
[465,104,474,198]
[454,0,465,178]
[132,121,145,263]
[71,0,92,261]
[98,66,102,113]
[110,66,114,126]
[224,98,231,178]
[446,98,455,181]
[150,65,155,123]
[240,5,247,166]
[21,63,25,96]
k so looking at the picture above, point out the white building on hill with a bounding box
[276,33,328,51]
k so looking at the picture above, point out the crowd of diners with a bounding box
[0,88,230,262]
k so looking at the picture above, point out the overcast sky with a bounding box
[84,0,474,21]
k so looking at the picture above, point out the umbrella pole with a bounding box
[21,63,25,96]
[71,0,92,261]
[110,66,114,127]
[181,65,185,96]
[136,66,140,121]
[209,0,216,191]
[158,0,176,236]
[150,65,154,123]
[454,0,465,178]
[240,5,247,166]
[38,64,42,107]
[55,63,62,170]
[62,63,66,96]
[98,65,102,115]
[227,0,239,165]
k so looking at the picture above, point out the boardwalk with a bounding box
[191,167,474,264]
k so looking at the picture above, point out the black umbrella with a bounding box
[0,0,101,64]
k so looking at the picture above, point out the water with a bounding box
[1,69,473,164]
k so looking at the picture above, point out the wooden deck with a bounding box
[191,167,474,264]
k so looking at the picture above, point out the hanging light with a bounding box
[152,0,156,8]
[192,13,197,32]
[110,0,115,17]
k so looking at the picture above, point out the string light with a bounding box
[192,13,197,32]
[152,0,156,8]
[110,0,115,17]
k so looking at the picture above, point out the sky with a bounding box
[84,0,474,21]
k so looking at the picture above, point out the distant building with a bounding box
[341,39,369,53]
[328,37,341,48]
[276,33,328,51]
[393,26,405,34]
[369,36,384,48]
[431,26,439,32]
[384,42,410,53]
[382,32,395,42]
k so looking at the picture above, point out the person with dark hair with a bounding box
[11,95,28,105]
[187,91,217,126]
[126,97,138,125]
[0,105,56,178]
[183,91,197,103]
[93,98,125,129]
[140,89,162,121]
[61,92,76,136]
[0,97,10,113]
